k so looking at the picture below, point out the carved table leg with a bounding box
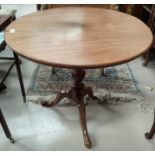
[85,86,98,100]
[78,99,92,148]
[41,91,71,107]
[41,69,98,149]
[145,108,155,139]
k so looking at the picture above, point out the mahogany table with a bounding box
[5,7,153,149]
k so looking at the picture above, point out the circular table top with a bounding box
[5,7,153,69]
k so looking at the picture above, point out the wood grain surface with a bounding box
[5,7,153,69]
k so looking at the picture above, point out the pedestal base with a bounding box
[41,69,99,149]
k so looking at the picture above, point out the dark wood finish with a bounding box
[37,4,41,11]
[41,69,98,148]
[37,4,116,11]
[143,49,150,66]
[48,4,81,8]
[145,108,155,139]
[132,5,143,18]
[13,52,26,102]
[0,83,7,92]
[119,4,133,14]
[143,5,155,66]
[37,4,137,14]
[0,108,15,143]
[134,4,155,66]
[0,15,11,31]
[0,15,11,51]
[137,5,153,24]
[0,11,16,31]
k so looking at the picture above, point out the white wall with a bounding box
[0,4,36,18]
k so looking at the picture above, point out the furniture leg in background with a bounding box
[143,5,155,66]
[101,68,106,76]
[145,108,155,139]
[0,11,26,102]
[0,54,26,102]
[143,50,150,66]
[0,108,15,143]
[13,52,26,102]
[0,51,26,102]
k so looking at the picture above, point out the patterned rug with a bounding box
[27,64,148,111]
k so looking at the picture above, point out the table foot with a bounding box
[145,108,155,140]
[9,137,15,143]
[145,132,153,139]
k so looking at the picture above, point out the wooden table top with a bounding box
[5,7,153,69]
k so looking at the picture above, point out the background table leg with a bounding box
[0,109,15,143]
[145,108,155,139]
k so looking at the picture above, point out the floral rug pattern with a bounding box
[27,64,149,111]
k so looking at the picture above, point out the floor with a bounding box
[0,5,155,151]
